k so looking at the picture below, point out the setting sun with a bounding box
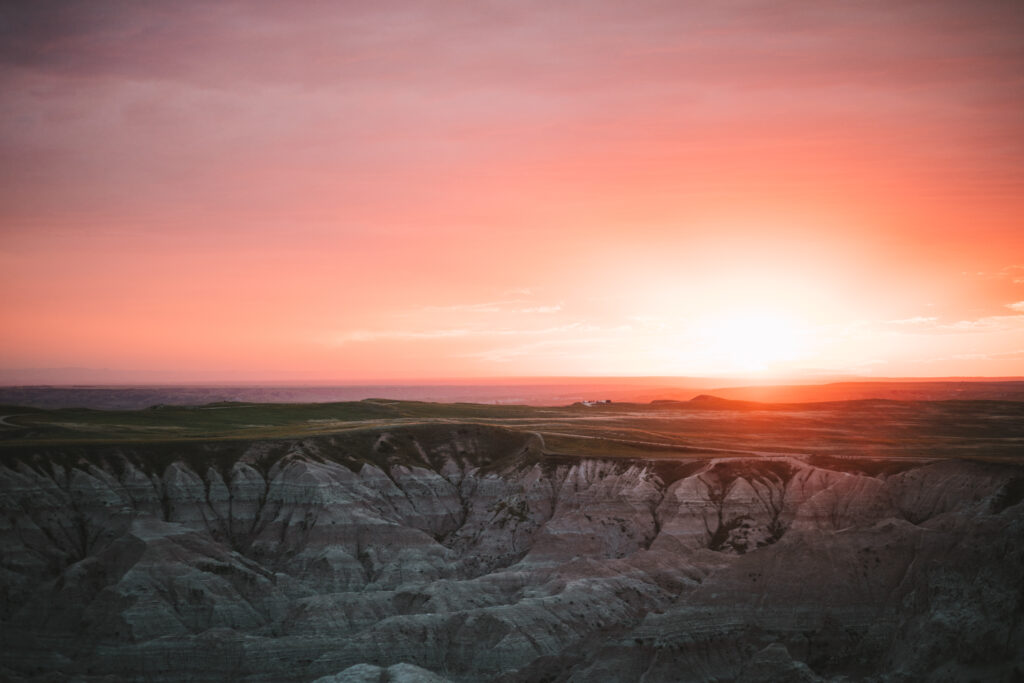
[696,312,811,374]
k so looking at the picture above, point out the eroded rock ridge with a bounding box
[1,424,1022,681]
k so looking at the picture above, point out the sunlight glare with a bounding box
[697,311,810,374]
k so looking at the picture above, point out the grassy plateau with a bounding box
[1,395,1022,464]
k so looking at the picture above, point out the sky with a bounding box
[1,0,1023,383]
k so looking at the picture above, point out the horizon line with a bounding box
[2,375,1023,389]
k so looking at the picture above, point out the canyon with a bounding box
[1,401,1023,681]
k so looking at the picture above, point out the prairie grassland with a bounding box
[1,397,1022,463]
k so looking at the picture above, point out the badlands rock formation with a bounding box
[1,423,1022,681]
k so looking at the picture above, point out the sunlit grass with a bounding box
[1,398,1021,464]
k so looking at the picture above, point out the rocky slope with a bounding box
[1,423,1022,681]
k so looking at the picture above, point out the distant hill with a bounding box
[697,380,1024,403]
[0,378,1021,410]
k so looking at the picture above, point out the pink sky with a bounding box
[2,1,1023,383]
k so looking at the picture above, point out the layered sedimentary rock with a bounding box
[1,424,1022,681]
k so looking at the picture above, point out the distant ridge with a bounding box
[651,395,766,410]
[685,394,767,410]
[701,380,1024,403]
[0,379,1022,410]
[689,394,727,403]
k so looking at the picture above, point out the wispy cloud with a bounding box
[416,300,523,314]
[462,336,608,364]
[887,316,939,325]
[966,265,1024,284]
[629,315,670,331]
[907,302,1024,334]
[910,349,1024,364]
[332,328,474,343]
[461,324,639,365]
[940,315,1024,333]
[878,302,1024,333]
[999,265,1024,285]
[400,300,562,316]
[329,323,581,345]
[950,349,1024,361]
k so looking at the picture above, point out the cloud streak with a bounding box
[330,323,581,346]
[887,316,939,326]
[409,301,562,315]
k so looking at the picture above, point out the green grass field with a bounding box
[1,397,1022,463]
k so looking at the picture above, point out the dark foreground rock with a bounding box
[1,424,1022,681]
